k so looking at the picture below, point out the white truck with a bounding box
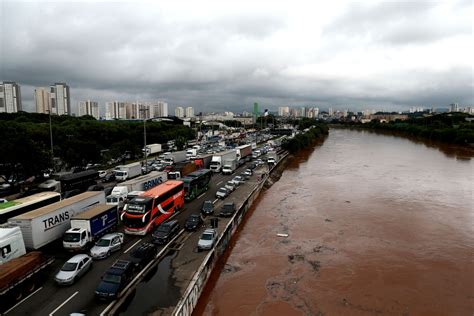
[114,162,142,181]
[267,151,278,165]
[106,171,167,209]
[0,226,26,264]
[8,191,105,250]
[186,148,197,159]
[210,150,237,172]
[143,143,162,156]
[63,204,118,251]
[221,159,237,175]
[163,151,187,165]
[235,144,252,164]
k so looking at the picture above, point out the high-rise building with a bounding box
[50,83,70,115]
[106,101,126,120]
[0,81,22,113]
[125,102,151,119]
[449,103,459,112]
[152,101,168,117]
[78,100,100,119]
[328,108,334,116]
[278,106,290,116]
[34,87,50,114]
[175,106,184,118]
[185,106,194,118]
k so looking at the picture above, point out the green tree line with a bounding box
[0,112,195,182]
[282,122,329,153]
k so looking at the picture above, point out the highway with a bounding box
[5,161,259,316]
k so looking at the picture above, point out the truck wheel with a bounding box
[27,281,36,293]
[13,290,23,301]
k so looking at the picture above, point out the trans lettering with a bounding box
[42,211,70,231]
[143,178,163,190]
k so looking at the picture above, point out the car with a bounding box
[184,214,204,231]
[197,228,218,251]
[219,202,236,217]
[240,172,250,180]
[245,168,253,175]
[152,220,180,244]
[248,163,257,170]
[201,200,214,216]
[38,179,60,191]
[215,187,230,199]
[87,184,104,191]
[0,198,7,203]
[256,159,264,166]
[95,259,133,301]
[267,158,276,164]
[224,181,237,192]
[232,176,245,185]
[54,254,92,285]
[128,242,157,270]
[98,170,107,178]
[102,172,116,182]
[90,233,124,259]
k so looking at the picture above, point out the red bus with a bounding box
[121,180,184,235]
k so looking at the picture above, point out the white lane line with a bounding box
[124,239,142,254]
[49,291,79,316]
[216,180,222,186]
[213,199,219,204]
[197,193,206,200]
[4,287,43,314]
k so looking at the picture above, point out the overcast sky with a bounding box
[1,0,472,114]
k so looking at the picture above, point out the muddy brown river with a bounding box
[194,128,473,316]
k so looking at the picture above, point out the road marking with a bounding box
[123,239,142,254]
[4,287,43,314]
[197,193,206,200]
[49,291,78,316]
[213,199,219,204]
[216,180,222,186]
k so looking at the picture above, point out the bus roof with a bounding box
[0,192,61,214]
[142,180,183,198]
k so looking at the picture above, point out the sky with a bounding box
[1,0,472,114]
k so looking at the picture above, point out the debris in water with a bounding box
[325,218,332,222]
[277,233,289,237]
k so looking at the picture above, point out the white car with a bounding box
[38,179,60,190]
[197,228,217,251]
[215,187,230,199]
[54,254,92,285]
[98,170,107,178]
[232,176,245,185]
[90,233,124,259]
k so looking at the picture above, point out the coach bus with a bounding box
[121,180,184,235]
[181,169,212,201]
[59,170,98,194]
[0,191,61,223]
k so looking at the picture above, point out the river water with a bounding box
[194,128,473,316]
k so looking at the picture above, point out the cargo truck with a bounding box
[168,161,199,180]
[63,204,118,251]
[114,162,142,181]
[221,159,237,175]
[0,251,54,311]
[163,151,187,165]
[209,150,237,172]
[235,144,252,164]
[8,191,105,250]
[105,171,167,209]
[142,143,162,156]
[0,226,26,264]
[186,148,197,159]
[194,154,213,169]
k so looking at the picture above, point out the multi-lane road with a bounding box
[5,160,264,316]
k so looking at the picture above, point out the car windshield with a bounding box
[188,216,199,222]
[156,226,171,233]
[96,239,111,247]
[61,262,78,272]
[103,274,121,284]
[223,204,234,210]
[203,201,212,208]
[218,188,227,193]
[201,233,213,240]
[115,171,125,177]
[63,232,80,242]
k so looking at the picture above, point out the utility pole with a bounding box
[47,108,54,171]
[139,106,149,174]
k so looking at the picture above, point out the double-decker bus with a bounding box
[121,180,184,235]
[182,169,212,201]
[0,192,61,224]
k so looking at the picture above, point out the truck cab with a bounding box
[168,171,181,180]
[114,169,129,181]
[106,186,128,209]
[63,227,89,250]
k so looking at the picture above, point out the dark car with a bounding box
[104,186,113,196]
[201,200,214,216]
[152,220,180,244]
[219,202,236,217]
[95,259,133,301]
[87,184,104,191]
[184,214,204,231]
[128,242,157,270]
[102,173,116,183]
[248,162,257,170]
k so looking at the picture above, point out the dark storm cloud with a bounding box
[1,1,472,114]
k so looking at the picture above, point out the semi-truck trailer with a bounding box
[106,171,167,209]
[168,161,199,180]
[63,204,118,250]
[235,144,252,164]
[143,143,162,156]
[221,159,237,175]
[210,150,237,172]
[163,151,187,165]
[114,162,142,181]
[0,226,26,264]
[0,251,54,311]
[193,154,213,169]
[8,191,105,250]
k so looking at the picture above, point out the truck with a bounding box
[267,151,278,165]
[0,251,54,310]
[222,159,237,175]
[168,161,199,180]
[235,144,252,164]
[163,151,187,165]
[0,226,26,264]
[8,191,105,250]
[105,171,167,209]
[193,154,213,169]
[63,204,118,251]
[209,150,237,173]
[186,148,197,159]
[142,143,162,156]
[114,162,142,181]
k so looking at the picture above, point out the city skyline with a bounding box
[1,1,472,113]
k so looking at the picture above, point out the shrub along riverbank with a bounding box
[341,113,473,146]
[282,123,329,153]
